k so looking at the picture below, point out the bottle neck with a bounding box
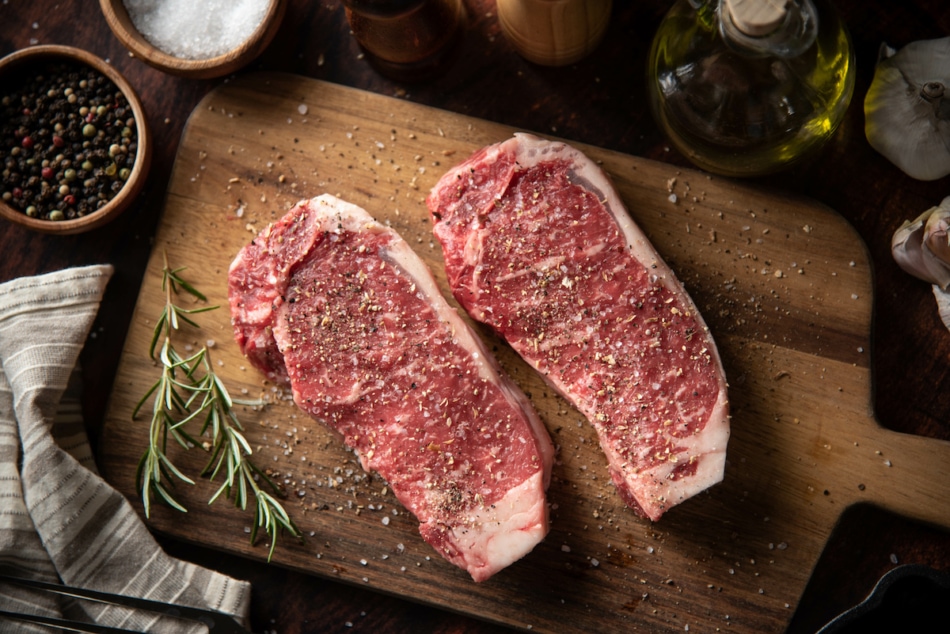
[719,0,818,58]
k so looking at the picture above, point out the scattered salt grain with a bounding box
[123,0,270,60]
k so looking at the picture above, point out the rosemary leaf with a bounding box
[131,379,160,419]
[154,484,189,514]
[166,265,209,302]
[148,308,168,360]
[157,451,195,485]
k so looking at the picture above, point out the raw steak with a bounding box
[427,133,730,521]
[228,194,555,581]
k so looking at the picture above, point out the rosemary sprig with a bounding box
[148,260,217,360]
[193,353,300,561]
[133,339,202,517]
[133,252,301,561]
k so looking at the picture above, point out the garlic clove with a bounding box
[891,201,950,289]
[934,285,950,331]
[924,196,950,265]
[865,36,950,181]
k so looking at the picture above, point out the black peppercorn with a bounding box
[0,60,138,221]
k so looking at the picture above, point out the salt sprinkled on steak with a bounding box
[228,194,554,581]
[427,133,730,521]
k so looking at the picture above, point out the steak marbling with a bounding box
[228,194,555,581]
[427,133,730,521]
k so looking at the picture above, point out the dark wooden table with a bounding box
[2,1,949,632]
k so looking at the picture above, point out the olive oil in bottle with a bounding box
[646,0,855,177]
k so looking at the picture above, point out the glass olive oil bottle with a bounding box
[647,0,855,177]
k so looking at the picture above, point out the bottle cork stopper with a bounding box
[725,0,789,36]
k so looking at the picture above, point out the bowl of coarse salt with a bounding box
[100,0,286,79]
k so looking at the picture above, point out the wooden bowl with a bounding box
[99,0,286,79]
[0,44,152,235]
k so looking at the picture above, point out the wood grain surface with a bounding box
[97,74,950,633]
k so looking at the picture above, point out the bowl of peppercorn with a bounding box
[0,44,151,234]
[99,0,287,79]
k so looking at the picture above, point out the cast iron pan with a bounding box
[816,564,950,633]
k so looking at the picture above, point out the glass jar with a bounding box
[646,0,855,177]
[342,0,466,82]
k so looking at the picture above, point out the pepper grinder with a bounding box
[646,0,856,176]
[342,0,467,82]
[497,0,612,66]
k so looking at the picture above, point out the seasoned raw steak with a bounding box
[228,194,554,581]
[427,134,730,521]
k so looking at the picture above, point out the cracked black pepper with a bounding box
[1,60,138,221]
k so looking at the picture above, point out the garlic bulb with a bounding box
[865,37,950,181]
[891,196,950,288]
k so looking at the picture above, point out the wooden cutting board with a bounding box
[98,73,950,633]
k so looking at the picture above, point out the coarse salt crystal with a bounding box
[123,0,270,60]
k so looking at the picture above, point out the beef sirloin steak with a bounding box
[228,194,555,581]
[427,133,730,521]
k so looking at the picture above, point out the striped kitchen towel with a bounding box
[0,265,251,632]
